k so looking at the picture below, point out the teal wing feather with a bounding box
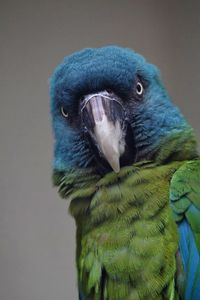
[170,160,200,299]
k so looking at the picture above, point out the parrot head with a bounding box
[50,46,197,175]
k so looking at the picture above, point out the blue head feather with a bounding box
[50,46,194,171]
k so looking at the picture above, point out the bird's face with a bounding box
[50,46,194,175]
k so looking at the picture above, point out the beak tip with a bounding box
[110,160,120,173]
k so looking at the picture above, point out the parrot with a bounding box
[50,46,200,300]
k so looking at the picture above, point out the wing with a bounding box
[170,160,200,299]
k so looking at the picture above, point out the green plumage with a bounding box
[55,161,187,299]
[170,160,200,252]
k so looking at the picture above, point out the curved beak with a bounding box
[81,91,125,173]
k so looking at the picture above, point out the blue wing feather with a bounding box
[178,218,200,299]
[170,160,200,299]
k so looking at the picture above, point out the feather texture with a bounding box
[55,161,184,299]
[170,160,200,299]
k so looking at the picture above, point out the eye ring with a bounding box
[61,106,69,118]
[136,81,144,96]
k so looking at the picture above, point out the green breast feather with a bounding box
[54,161,186,300]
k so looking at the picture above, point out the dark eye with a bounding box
[61,106,69,118]
[136,81,144,96]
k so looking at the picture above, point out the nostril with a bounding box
[106,88,113,94]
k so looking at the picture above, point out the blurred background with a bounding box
[1,0,200,299]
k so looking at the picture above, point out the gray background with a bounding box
[1,1,200,299]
